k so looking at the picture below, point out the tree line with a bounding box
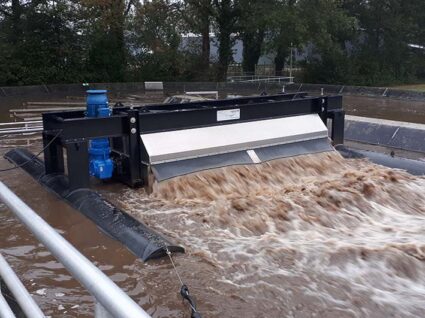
[0,0,424,86]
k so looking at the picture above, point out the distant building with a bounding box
[181,33,307,76]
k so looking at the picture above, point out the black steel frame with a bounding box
[42,92,345,190]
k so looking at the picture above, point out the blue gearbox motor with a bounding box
[86,90,114,179]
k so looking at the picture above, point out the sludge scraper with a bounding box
[5,92,345,260]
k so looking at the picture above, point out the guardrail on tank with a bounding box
[283,83,425,100]
[227,75,294,83]
[0,121,43,135]
[2,82,425,101]
[0,181,151,318]
[0,253,45,318]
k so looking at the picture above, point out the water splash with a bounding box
[120,152,425,317]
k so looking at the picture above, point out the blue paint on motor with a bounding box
[86,90,108,117]
[86,90,114,179]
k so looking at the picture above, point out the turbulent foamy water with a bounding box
[118,151,425,317]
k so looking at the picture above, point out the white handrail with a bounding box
[227,75,294,83]
[0,127,43,135]
[0,292,16,318]
[0,121,42,127]
[0,181,151,318]
[0,254,45,318]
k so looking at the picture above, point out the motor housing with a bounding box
[86,90,114,179]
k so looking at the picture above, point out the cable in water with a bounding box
[0,130,62,173]
[164,246,202,318]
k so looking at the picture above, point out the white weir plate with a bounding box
[141,114,329,164]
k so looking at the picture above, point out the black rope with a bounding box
[180,285,201,318]
[164,247,202,318]
[0,130,62,172]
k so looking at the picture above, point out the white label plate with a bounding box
[217,109,240,122]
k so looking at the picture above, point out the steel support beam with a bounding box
[66,140,90,190]
[43,131,64,175]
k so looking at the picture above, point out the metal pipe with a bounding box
[0,291,16,318]
[95,303,114,318]
[0,182,151,318]
[0,128,43,135]
[0,254,45,318]
[0,121,42,127]
[0,126,43,132]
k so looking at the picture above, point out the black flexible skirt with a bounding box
[4,148,184,261]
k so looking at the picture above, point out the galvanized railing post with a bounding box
[0,181,151,318]
[95,302,114,318]
[0,254,45,318]
[0,291,16,318]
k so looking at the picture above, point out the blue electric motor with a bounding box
[86,90,114,179]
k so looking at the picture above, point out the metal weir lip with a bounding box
[141,114,329,165]
[151,138,333,181]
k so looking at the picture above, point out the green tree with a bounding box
[212,0,239,81]
[0,0,88,85]
[299,0,357,84]
[181,0,214,74]
[266,0,306,75]
[81,0,132,82]
[129,0,183,81]
[343,0,425,85]
[236,0,270,74]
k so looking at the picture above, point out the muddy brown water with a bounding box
[344,95,425,124]
[1,94,425,317]
[0,141,188,317]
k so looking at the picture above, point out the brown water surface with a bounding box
[2,140,425,317]
[344,95,425,124]
[1,93,425,317]
[0,141,187,317]
[119,151,425,317]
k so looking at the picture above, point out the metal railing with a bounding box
[185,91,219,99]
[0,121,43,136]
[0,253,45,318]
[0,290,16,318]
[227,75,294,84]
[0,181,151,318]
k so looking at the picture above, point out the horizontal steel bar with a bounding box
[0,121,42,127]
[10,107,85,113]
[0,128,43,135]
[0,291,16,318]
[138,97,321,133]
[0,126,42,131]
[239,77,294,83]
[26,102,85,106]
[43,113,126,139]
[0,253,45,318]
[0,182,151,318]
